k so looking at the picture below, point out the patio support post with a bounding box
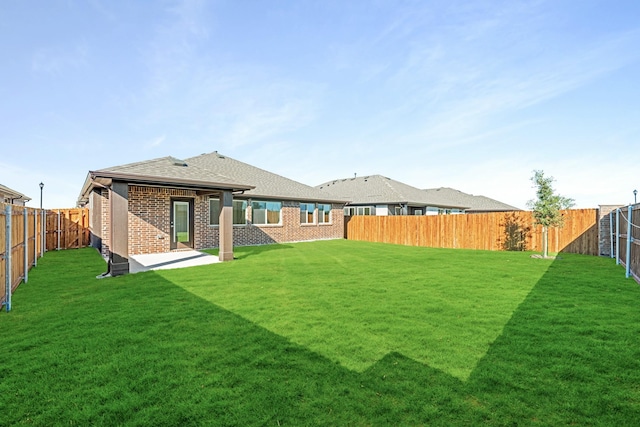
[218,190,234,262]
[108,181,130,276]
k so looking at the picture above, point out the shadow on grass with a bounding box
[4,248,640,426]
[0,249,402,425]
[464,254,640,425]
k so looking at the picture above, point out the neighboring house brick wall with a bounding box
[599,205,624,257]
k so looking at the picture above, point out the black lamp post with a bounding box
[634,189,637,205]
[39,182,44,209]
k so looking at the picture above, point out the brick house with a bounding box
[78,152,347,276]
[316,175,469,216]
[316,175,520,216]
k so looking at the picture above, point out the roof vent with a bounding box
[170,157,188,167]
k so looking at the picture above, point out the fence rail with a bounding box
[1,205,89,312]
[612,204,640,283]
[345,209,599,255]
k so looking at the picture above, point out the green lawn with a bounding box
[2,240,640,426]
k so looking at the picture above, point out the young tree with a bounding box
[527,170,575,258]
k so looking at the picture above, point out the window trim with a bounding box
[251,200,282,226]
[300,202,316,225]
[209,197,248,226]
[317,203,332,224]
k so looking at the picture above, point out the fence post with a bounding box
[615,208,620,265]
[41,209,46,256]
[24,207,28,284]
[609,211,614,258]
[34,209,38,267]
[4,205,11,312]
[57,210,61,250]
[626,205,632,279]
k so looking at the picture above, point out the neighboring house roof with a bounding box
[423,187,520,212]
[0,183,31,204]
[78,152,346,205]
[316,175,468,209]
[186,152,347,203]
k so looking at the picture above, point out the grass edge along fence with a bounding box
[0,204,89,312]
[611,204,640,283]
[345,209,599,256]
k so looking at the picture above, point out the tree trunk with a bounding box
[542,226,548,258]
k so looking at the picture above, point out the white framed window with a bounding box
[344,207,356,216]
[318,204,331,224]
[426,207,439,216]
[209,198,247,225]
[251,200,282,225]
[300,202,315,224]
[414,209,423,215]
[356,206,375,216]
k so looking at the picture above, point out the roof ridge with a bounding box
[97,156,177,172]
[187,152,321,190]
[380,175,407,201]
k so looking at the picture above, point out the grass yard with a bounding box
[1,240,640,426]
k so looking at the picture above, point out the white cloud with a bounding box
[147,135,166,148]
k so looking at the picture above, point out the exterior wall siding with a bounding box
[197,200,345,249]
[118,185,344,255]
[128,186,196,255]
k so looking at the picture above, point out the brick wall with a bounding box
[599,205,624,257]
[197,199,345,249]
[128,186,196,255]
[123,185,344,255]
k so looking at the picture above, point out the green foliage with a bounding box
[527,170,575,228]
[2,242,640,426]
[527,170,575,257]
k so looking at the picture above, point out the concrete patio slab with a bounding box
[129,250,220,274]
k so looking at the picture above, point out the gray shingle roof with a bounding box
[186,152,346,202]
[423,187,520,212]
[316,175,468,209]
[94,156,248,188]
[82,153,345,203]
[0,183,30,202]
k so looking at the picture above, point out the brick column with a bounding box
[218,190,234,261]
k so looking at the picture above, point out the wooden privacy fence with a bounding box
[345,209,599,256]
[611,205,640,283]
[45,208,90,251]
[0,205,89,312]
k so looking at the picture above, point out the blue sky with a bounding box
[2,0,639,209]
